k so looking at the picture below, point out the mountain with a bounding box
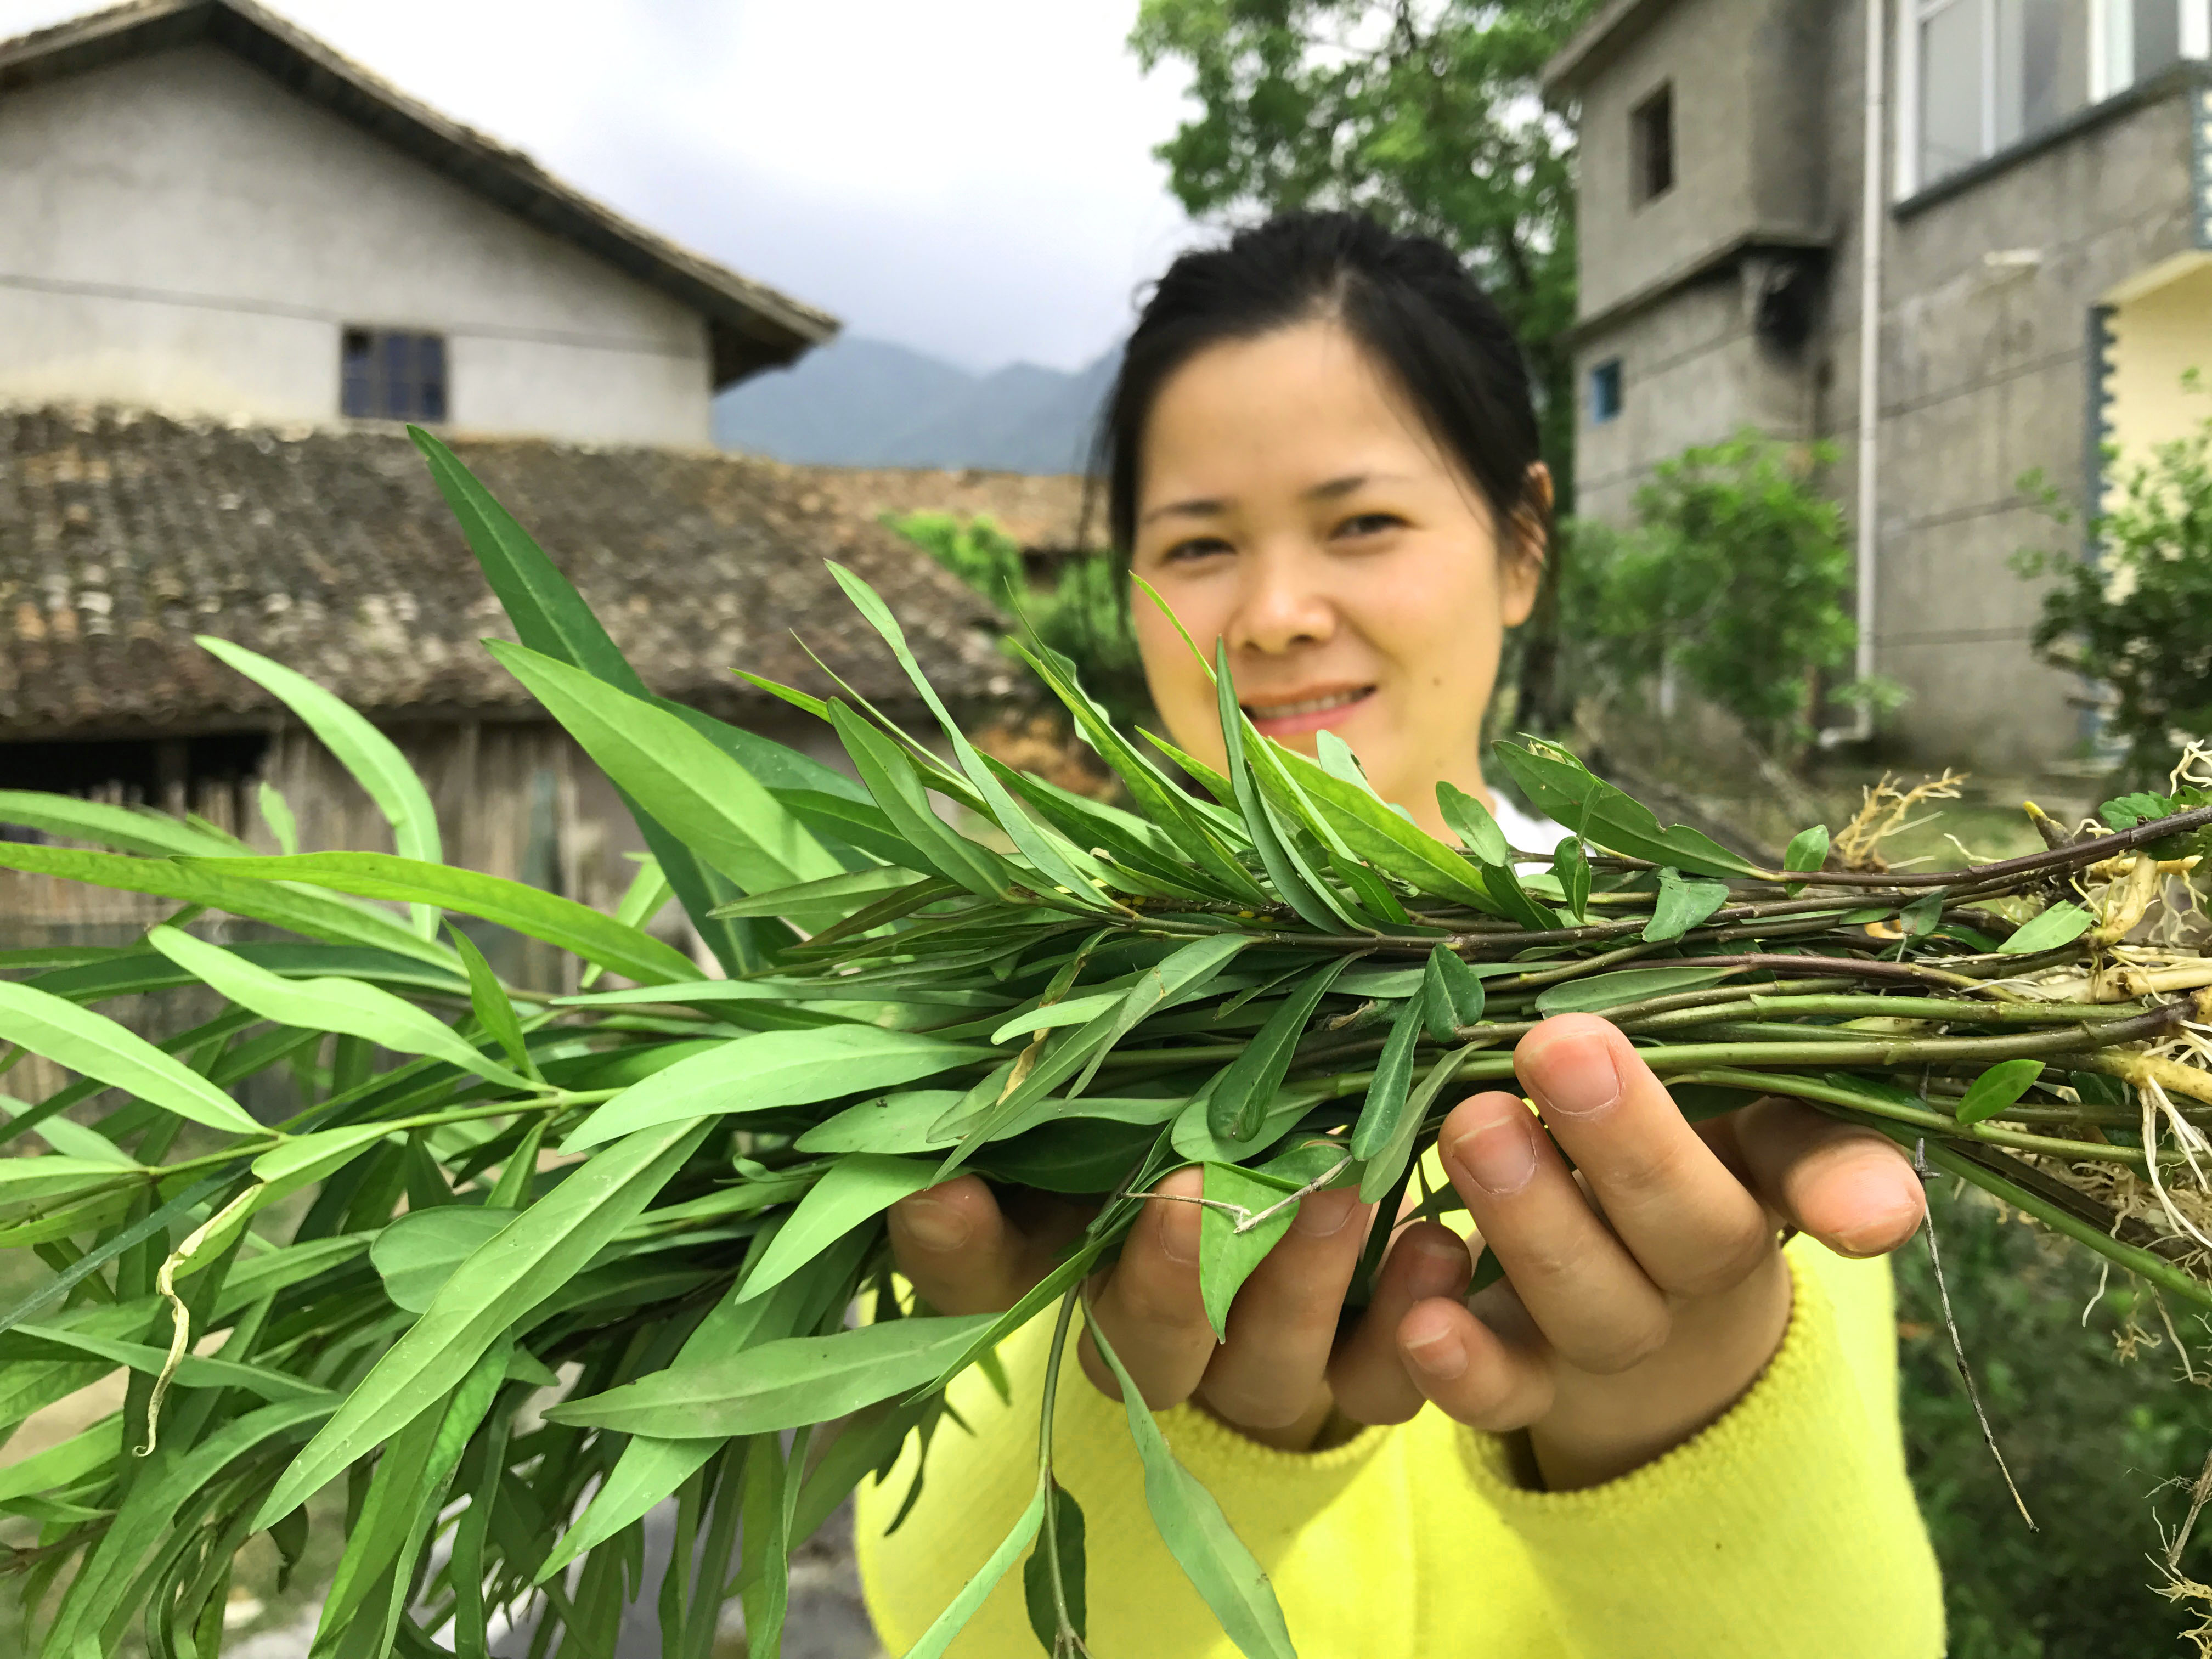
[713,335,1115,475]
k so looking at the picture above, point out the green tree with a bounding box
[1564,432,1864,766]
[1131,0,1600,726]
[2016,377,2212,788]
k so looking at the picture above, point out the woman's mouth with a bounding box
[1242,686,1376,737]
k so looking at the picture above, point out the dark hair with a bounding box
[1093,211,1545,561]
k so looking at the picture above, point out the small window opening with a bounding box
[1590,359,1624,425]
[341,328,448,422]
[1631,83,1675,204]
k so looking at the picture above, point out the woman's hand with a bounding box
[887,1013,1927,1482]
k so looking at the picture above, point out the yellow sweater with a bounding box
[856,1239,1944,1657]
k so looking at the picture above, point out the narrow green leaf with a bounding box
[827,702,1014,900]
[1533,964,1745,1015]
[1206,957,1355,1143]
[259,781,300,855]
[0,843,456,970]
[199,636,444,936]
[0,1416,121,1505]
[7,1322,326,1402]
[1197,1162,1303,1341]
[1642,867,1732,944]
[1215,644,1351,932]
[1956,1058,2049,1125]
[0,1155,146,1203]
[147,926,533,1089]
[0,791,235,857]
[255,1116,710,1527]
[1549,837,1590,922]
[2000,900,2095,955]
[738,1154,941,1302]
[708,866,920,921]
[489,639,844,896]
[1492,739,1762,878]
[1023,1481,1088,1651]
[1430,946,1488,1029]
[0,980,258,1135]
[1350,998,1424,1180]
[546,1314,994,1435]
[1435,781,1510,866]
[1359,1036,1474,1207]
[183,851,696,985]
[250,1124,397,1201]
[565,1026,989,1150]
[449,924,539,1078]
[905,1483,1047,1659]
[1085,1317,1296,1659]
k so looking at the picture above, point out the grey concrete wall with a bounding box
[0,46,713,445]
[1573,0,1830,320]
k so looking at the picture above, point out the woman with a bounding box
[856,213,1945,1656]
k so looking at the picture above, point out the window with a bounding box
[1590,359,1624,424]
[1909,0,2205,192]
[341,328,448,422]
[1631,83,1675,204]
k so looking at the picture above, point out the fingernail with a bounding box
[1158,1196,1200,1263]
[893,1197,970,1254]
[1534,1037,1621,1118]
[1403,1237,1468,1299]
[1404,1324,1468,1380]
[1447,1109,1537,1196]
[1291,1187,1359,1238]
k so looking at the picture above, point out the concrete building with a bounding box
[1544,0,2212,772]
[0,0,834,445]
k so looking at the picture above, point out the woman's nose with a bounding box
[1227,550,1337,654]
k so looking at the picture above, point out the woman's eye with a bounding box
[1334,512,1404,540]
[1161,537,1233,563]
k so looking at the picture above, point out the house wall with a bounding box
[2103,254,2212,495]
[1573,0,1830,320]
[0,46,713,445]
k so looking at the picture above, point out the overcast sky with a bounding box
[1,0,1203,372]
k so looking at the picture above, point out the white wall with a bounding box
[0,45,713,445]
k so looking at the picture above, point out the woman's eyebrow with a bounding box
[1139,496,1228,525]
[1306,471,1409,500]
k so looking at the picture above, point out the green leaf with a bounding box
[2100,792,2169,831]
[905,1483,1047,1659]
[1956,1059,2049,1125]
[2000,900,2095,955]
[1359,1036,1474,1206]
[1642,867,1732,943]
[8,1321,326,1402]
[738,1154,941,1302]
[1492,739,1762,878]
[1023,1480,1088,1650]
[370,1207,514,1311]
[1215,644,1357,933]
[0,980,259,1135]
[0,1155,146,1203]
[546,1313,994,1435]
[1085,1317,1296,1659]
[488,640,844,898]
[0,843,456,970]
[1350,997,1424,1197]
[0,791,236,857]
[449,924,539,1079]
[259,780,300,855]
[184,851,696,985]
[828,561,1116,904]
[827,702,1015,901]
[255,1116,711,1527]
[1534,964,1745,1015]
[565,1026,989,1150]
[146,926,533,1090]
[1423,944,1488,1041]
[1435,781,1510,866]
[198,636,444,936]
[1206,956,1356,1144]
[1784,824,1830,874]
[707,867,920,921]
[795,1090,1178,1155]
[1197,1162,1302,1341]
[1549,837,1590,922]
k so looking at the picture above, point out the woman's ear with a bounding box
[1499,462,1553,628]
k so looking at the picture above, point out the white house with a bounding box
[0,0,836,445]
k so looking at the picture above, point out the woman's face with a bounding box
[1128,318,1544,839]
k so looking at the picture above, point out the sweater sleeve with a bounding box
[1442,1238,1945,1659]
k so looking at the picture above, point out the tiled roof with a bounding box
[0,405,1014,740]
[773,465,1093,553]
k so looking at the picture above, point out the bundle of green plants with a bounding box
[1,433,2210,1659]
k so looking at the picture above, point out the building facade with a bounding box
[0,0,834,446]
[1547,0,2212,772]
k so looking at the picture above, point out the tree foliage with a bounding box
[2016,377,2212,788]
[1562,433,1863,764]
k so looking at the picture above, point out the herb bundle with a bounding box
[1,433,2208,1659]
